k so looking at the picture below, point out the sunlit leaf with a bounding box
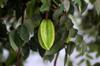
[62,0,70,13]
[9,31,18,51]
[66,57,73,66]
[94,0,100,15]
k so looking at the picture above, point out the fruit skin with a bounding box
[38,19,55,50]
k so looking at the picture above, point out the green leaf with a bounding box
[53,6,64,24]
[78,58,85,65]
[17,25,29,42]
[66,57,73,66]
[5,50,16,65]
[24,19,34,34]
[14,31,24,47]
[86,60,91,66]
[74,0,82,11]
[60,15,73,30]
[32,9,42,28]
[62,0,70,13]
[75,53,82,58]
[22,44,30,60]
[86,54,93,60]
[94,0,100,15]
[67,41,75,55]
[0,0,5,6]
[9,31,18,51]
[90,0,96,3]
[26,0,36,18]
[43,55,54,62]
[76,35,83,44]
[40,0,51,12]
[68,28,78,37]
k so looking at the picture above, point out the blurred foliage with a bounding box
[0,0,100,66]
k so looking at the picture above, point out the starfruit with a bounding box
[38,19,55,50]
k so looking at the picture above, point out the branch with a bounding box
[54,52,59,66]
[16,48,21,66]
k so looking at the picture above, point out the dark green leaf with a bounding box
[68,28,78,37]
[66,57,73,66]
[53,7,63,24]
[38,45,45,57]
[22,44,30,60]
[86,54,93,60]
[40,0,51,12]
[67,41,75,55]
[75,53,82,58]
[76,35,83,44]
[14,31,24,47]
[32,9,42,28]
[43,55,54,62]
[0,0,5,6]
[60,15,73,30]
[90,0,96,3]
[78,58,85,65]
[86,60,91,66]
[26,0,36,18]
[24,19,34,34]
[17,25,29,42]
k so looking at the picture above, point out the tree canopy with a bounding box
[0,0,100,66]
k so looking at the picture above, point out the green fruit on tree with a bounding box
[38,19,55,50]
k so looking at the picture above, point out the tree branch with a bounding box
[16,48,21,66]
[54,52,59,66]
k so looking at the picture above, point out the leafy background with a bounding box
[0,0,100,66]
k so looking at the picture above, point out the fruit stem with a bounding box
[45,11,49,19]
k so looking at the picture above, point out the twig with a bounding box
[16,48,21,66]
[54,52,59,66]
